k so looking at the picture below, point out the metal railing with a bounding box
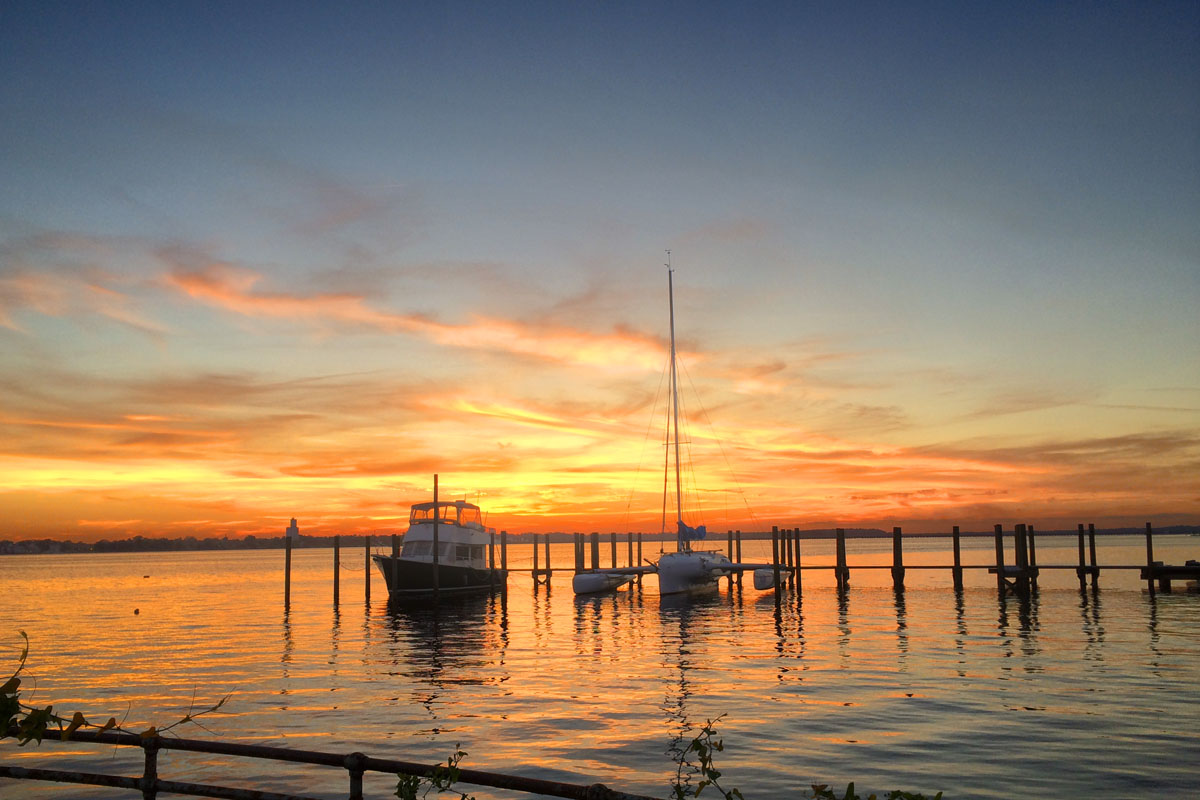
[1,728,660,800]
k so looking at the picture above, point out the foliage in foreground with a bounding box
[5,632,942,799]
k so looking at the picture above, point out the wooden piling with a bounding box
[500,530,508,573]
[533,535,540,582]
[1076,523,1087,591]
[771,526,781,597]
[364,533,371,602]
[1014,523,1029,594]
[637,532,644,584]
[794,530,803,595]
[785,529,796,589]
[993,524,1006,593]
[489,530,496,591]
[544,534,552,586]
[333,534,340,606]
[590,532,599,570]
[432,475,440,597]
[1145,522,1156,596]
[1088,523,1098,587]
[391,533,400,596]
[891,526,905,591]
[1027,524,1039,590]
[628,532,634,570]
[610,532,617,568]
[284,534,292,607]
[952,525,963,591]
[735,531,743,587]
[574,533,583,572]
[835,528,848,592]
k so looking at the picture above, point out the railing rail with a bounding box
[1,727,661,800]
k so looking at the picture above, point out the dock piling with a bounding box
[1145,522,1156,595]
[891,526,905,591]
[1088,523,1099,587]
[993,524,1006,593]
[284,535,292,607]
[835,528,849,592]
[364,534,370,602]
[333,534,340,606]
[952,526,963,591]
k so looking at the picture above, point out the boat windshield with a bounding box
[409,503,482,527]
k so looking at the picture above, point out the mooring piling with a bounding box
[333,534,340,606]
[835,528,849,592]
[363,534,370,602]
[891,526,905,591]
[284,534,292,607]
[952,525,963,591]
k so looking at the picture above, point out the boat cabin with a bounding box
[400,500,492,567]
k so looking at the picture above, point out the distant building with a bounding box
[285,518,300,539]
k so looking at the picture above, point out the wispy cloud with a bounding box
[162,257,667,371]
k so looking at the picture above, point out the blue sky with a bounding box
[1,2,1197,538]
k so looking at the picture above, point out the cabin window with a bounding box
[455,544,471,562]
[471,545,485,561]
[402,541,431,557]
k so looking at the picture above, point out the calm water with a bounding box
[3,534,1199,799]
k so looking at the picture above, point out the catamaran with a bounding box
[573,260,772,595]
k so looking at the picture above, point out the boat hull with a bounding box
[656,550,732,595]
[372,554,506,596]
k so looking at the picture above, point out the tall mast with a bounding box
[667,253,685,550]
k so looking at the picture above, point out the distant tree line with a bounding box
[1,525,1195,556]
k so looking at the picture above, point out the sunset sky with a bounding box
[2,2,1197,541]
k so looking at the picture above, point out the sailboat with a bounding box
[573,259,773,595]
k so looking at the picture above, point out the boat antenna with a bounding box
[667,252,686,552]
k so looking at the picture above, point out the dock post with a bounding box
[533,535,541,588]
[1027,524,1039,591]
[284,534,292,608]
[610,532,617,568]
[333,534,340,606]
[735,531,743,587]
[952,526,963,591]
[1087,523,1098,587]
[574,533,583,572]
[994,524,1006,593]
[489,530,496,591]
[637,532,644,584]
[628,532,634,569]
[364,534,371,603]
[545,534,552,587]
[1014,524,1029,595]
[785,528,795,589]
[1145,522,1156,596]
[500,530,508,596]
[891,526,905,591]
[835,527,849,592]
[590,532,599,570]
[1076,523,1087,591]
[771,526,781,598]
[391,533,400,595]
[432,475,440,598]
[794,530,803,596]
[726,530,734,589]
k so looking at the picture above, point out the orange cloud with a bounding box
[164,262,666,371]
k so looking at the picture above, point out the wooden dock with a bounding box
[286,522,1197,606]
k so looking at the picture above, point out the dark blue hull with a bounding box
[372,554,506,595]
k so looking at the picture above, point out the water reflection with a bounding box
[378,594,510,733]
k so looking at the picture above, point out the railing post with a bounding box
[344,751,367,800]
[141,735,159,800]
